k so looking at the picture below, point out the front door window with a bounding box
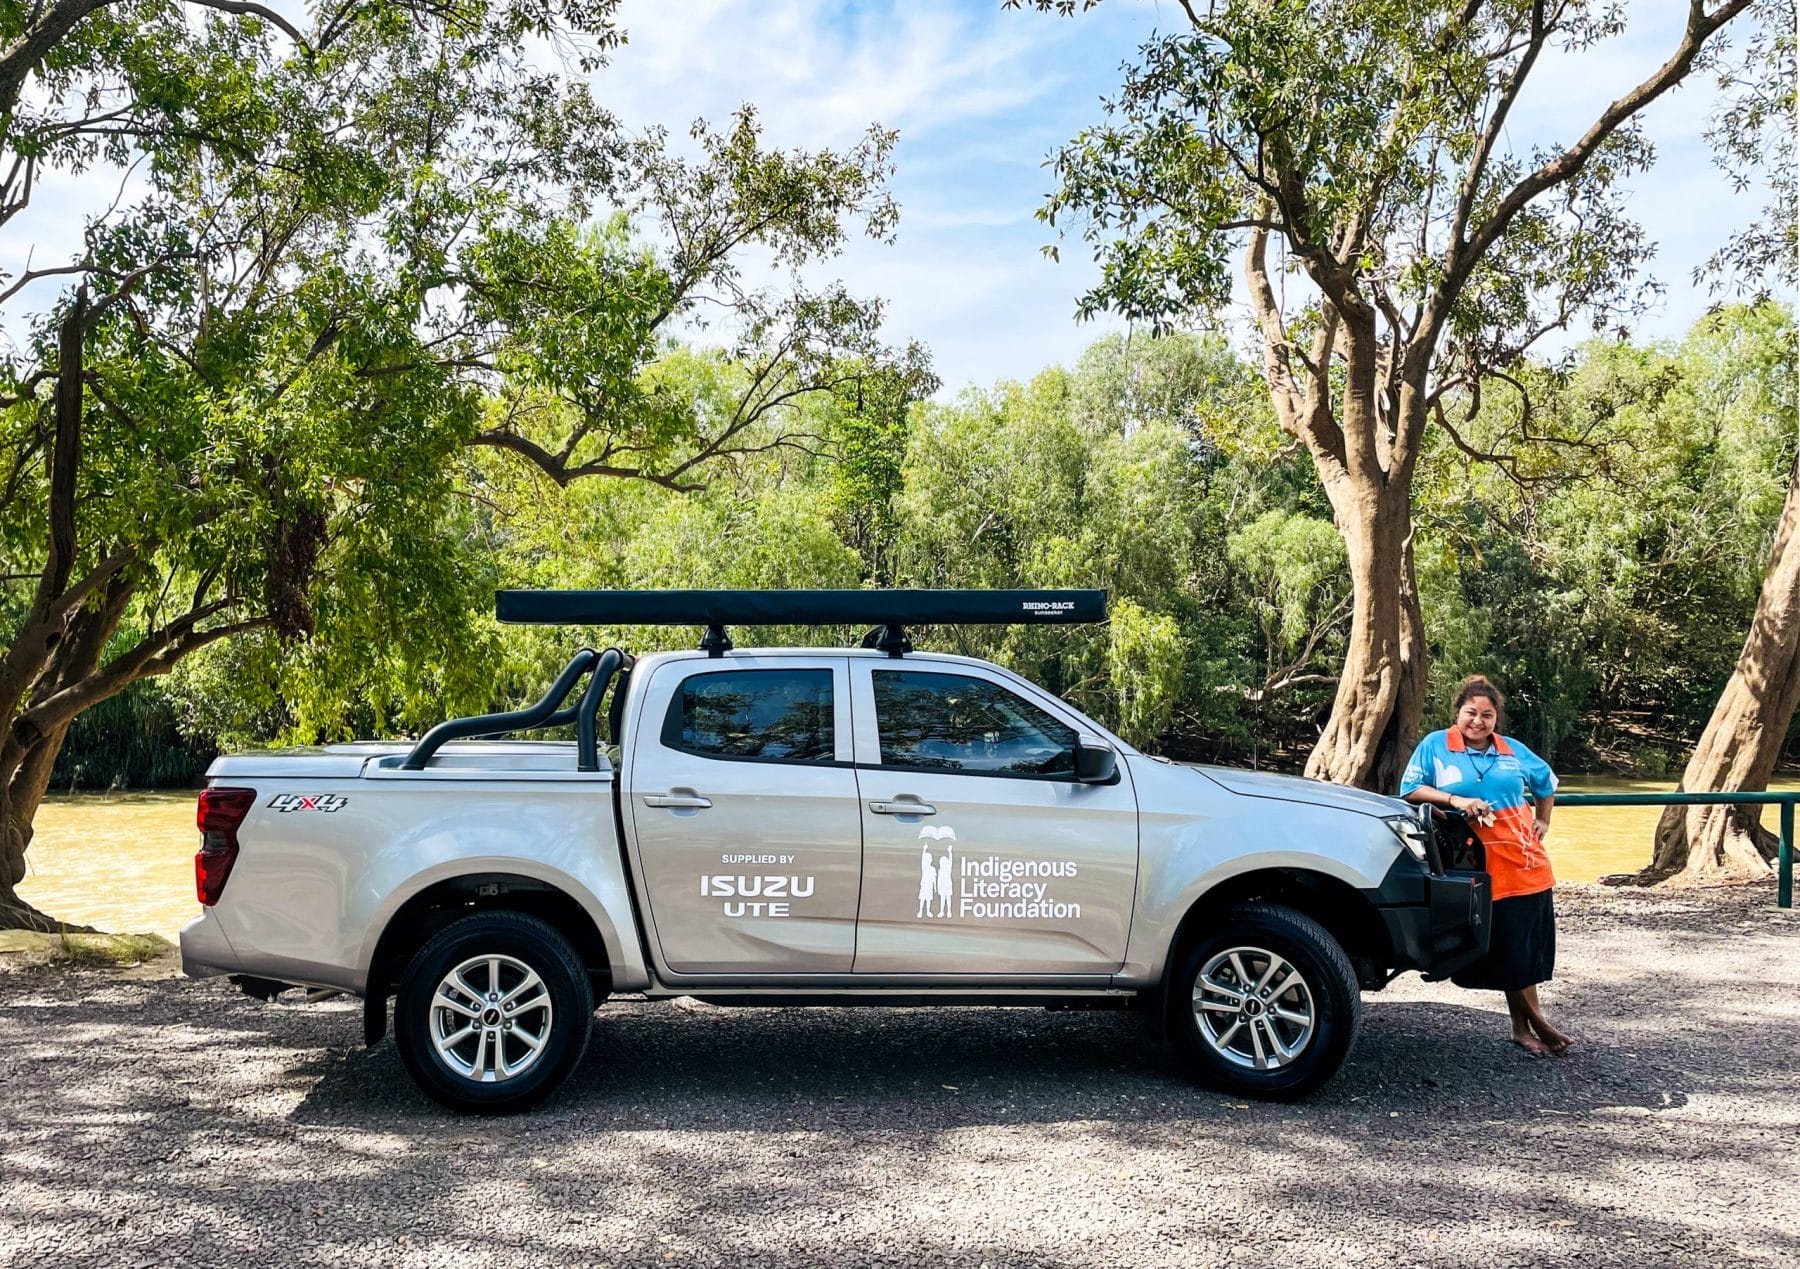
[851,666,1137,975]
[873,670,1075,777]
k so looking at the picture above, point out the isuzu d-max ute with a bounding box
[181,589,1490,1113]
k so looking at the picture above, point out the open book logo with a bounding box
[918,826,956,842]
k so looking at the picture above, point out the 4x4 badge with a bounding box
[267,794,348,813]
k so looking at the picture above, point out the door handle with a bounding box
[644,791,713,809]
[869,800,936,816]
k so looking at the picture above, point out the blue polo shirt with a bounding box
[1401,729,1558,899]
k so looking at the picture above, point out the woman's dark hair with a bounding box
[1453,674,1505,717]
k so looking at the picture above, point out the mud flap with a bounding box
[364,991,388,1047]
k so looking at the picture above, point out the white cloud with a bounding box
[596,0,1163,394]
[603,0,1082,147]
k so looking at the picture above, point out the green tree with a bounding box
[1033,0,1757,790]
[1222,509,1351,743]
[0,3,918,929]
[1410,305,1794,767]
[890,341,1262,748]
[1673,0,1800,882]
[1657,451,1800,880]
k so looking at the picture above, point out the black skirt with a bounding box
[1453,888,1556,991]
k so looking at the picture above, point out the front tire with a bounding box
[395,911,593,1114]
[1167,902,1362,1100]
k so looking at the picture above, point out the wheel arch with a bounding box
[1165,867,1392,994]
[362,870,614,1044]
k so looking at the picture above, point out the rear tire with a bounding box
[395,911,593,1114]
[1167,902,1361,1100]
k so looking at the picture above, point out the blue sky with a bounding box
[596,0,1783,394]
[0,1,1781,394]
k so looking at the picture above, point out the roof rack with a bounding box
[495,588,1108,658]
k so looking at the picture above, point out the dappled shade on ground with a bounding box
[0,886,1794,1267]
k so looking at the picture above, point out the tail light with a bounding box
[196,787,256,906]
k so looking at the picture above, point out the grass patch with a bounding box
[0,929,175,969]
[54,930,174,968]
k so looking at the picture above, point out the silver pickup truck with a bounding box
[181,589,1489,1113]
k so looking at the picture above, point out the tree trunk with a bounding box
[0,287,118,933]
[0,725,80,932]
[1646,455,1800,883]
[1304,483,1428,791]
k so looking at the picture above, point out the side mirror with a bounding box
[1074,737,1118,784]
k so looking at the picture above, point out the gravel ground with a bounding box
[1,884,1796,1269]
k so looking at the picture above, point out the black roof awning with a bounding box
[496,588,1108,628]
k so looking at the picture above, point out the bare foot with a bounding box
[1530,1016,1573,1055]
[1511,1027,1550,1056]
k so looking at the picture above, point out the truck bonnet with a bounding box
[1182,763,1410,819]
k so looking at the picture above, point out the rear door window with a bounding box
[872,670,1075,777]
[661,669,835,763]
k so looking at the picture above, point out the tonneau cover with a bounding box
[206,741,609,780]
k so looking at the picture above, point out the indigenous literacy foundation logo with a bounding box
[918,826,1082,921]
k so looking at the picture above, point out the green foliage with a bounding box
[1700,0,1797,295]
[50,679,214,790]
[38,299,1799,782]
[1103,599,1186,748]
[1039,1,1666,349]
[46,931,174,969]
[1416,302,1797,764]
[1226,510,1350,680]
[883,336,1316,750]
[1,0,925,805]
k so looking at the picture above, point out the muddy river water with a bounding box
[17,777,1797,939]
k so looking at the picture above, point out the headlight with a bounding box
[1383,814,1431,863]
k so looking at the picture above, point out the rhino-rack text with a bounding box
[267,794,348,813]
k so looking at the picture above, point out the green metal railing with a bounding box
[1553,790,1797,909]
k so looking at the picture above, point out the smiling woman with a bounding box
[1402,676,1569,1057]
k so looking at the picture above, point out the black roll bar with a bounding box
[401,647,627,772]
[574,648,621,773]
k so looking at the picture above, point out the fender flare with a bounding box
[1132,850,1389,987]
[355,855,633,994]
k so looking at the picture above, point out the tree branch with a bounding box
[35,287,84,609]
[181,0,310,51]
[469,428,705,492]
[0,0,115,123]
[1445,1,1552,260]
[1245,220,1304,433]
[11,599,258,740]
[1434,0,1752,346]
